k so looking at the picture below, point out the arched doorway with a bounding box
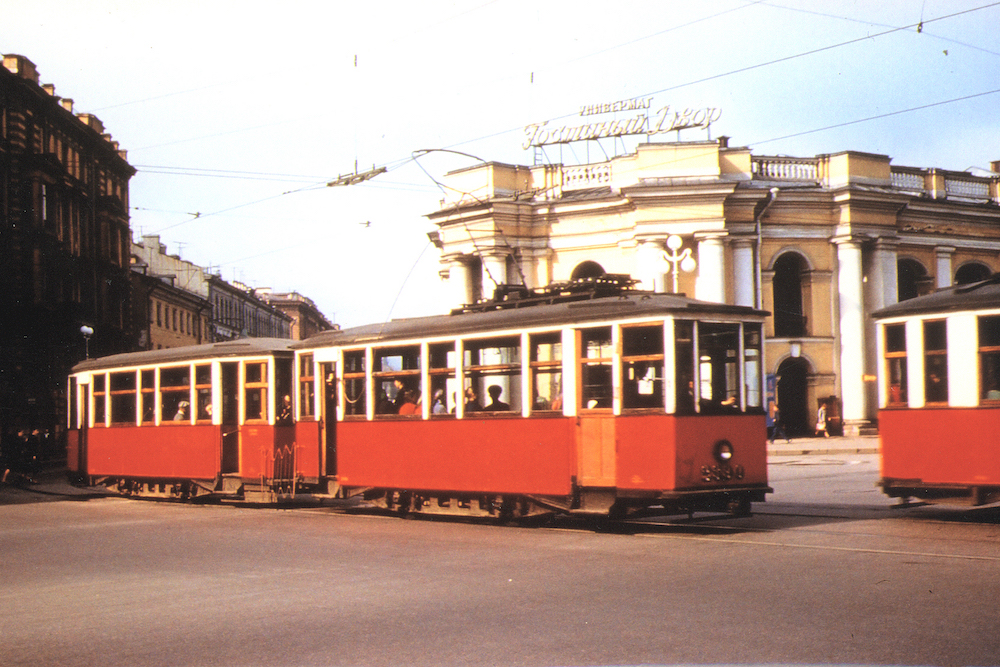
[571,261,605,280]
[897,258,929,301]
[955,262,992,285]
[776,356,810,436]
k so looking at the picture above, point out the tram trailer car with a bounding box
[295,277,772,520]
[874,274,1000,506]
[67,339,327,502]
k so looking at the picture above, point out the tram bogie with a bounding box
[873,274,1000,506]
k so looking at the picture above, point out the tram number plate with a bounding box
[701,464,745,483]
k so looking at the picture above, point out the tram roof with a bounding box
[72,337,296,373]
[873,273,1000,319]
[296,291,767,349]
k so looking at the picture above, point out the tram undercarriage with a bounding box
[880,478,1000,507]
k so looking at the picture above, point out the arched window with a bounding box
[897,258,928,301]
[955,262,992,285]
[571,261,605,281]
[772,252,807,337]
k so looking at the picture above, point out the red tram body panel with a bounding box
[87,424,220,479]
[337,416,576,496]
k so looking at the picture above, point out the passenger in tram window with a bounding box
[375,390,394,415]
[398,390,419,415]
[431,389,447,414]
[391,379,407,414]
[484,385,510,412]
[277,395,293,424]
[173,401,189,421]
[464,386,482,413]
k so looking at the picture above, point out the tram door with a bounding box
[220,361,240,474]
[78,388,89,474]
[321,363,337,476]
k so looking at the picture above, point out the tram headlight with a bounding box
[713,440,735,464]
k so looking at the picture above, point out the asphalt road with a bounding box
[2,456,999,667]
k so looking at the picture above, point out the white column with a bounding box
[935,246,956,288]
[834,236,867,433]
[869,238,899,310]
[481,252,507,295]
[731,237,755,307]
[695,233,726,303]
[636,239,665,292]
[441,256,472,308]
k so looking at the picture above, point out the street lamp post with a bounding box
[80,325,93,359]
[663,235,697,294]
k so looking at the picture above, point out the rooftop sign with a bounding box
[523,97,721,149]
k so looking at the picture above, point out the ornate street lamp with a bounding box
[80,325,93,359]
[663,235,697,294]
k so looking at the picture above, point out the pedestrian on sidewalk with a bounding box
[768,400,790,444]
[815,398,829,438]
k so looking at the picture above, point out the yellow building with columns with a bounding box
[428,138,1000,435]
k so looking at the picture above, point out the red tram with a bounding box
[873,274,1000,506]
[66,339,328,502]
[68,277,772,518]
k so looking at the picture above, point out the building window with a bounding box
[955,262,992,285]
[897,258,929,301]
[923,320,947,404]
[156,301,162,327]
[772,252,806,337]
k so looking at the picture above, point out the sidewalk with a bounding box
[767,434,879,457]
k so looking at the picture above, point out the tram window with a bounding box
[244,361,267,421]
[69,377,78,430]
[744,325,763,409]
[530,332,562,412]
[883,324,907,405]
[274,358,293,423]
[978,315,1000,402]
[674,321,696,415]
[580,327,613,410]
[140,369,155,424]
[299,354,315,418]
[374,346,420,415]
[93,374,106,425]
[698,323,741,413]
[195,364,212,421]
[465,337,521,413]
[622,325,664,410]
[342,350,366,417]
[429,343,456,416]
[109,371,137,425]
[923,320,948,404]
[161,366,191,422]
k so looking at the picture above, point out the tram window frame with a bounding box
[978,315,1000,403]
[92,373,106,426]
[529,332,563,413]
[140,369,155,424]
[428,342,456,417]
[299,353,316,419]
[744,324,764,410]
[579,326,613,411]
[244,361,268,422]
[674,321,696,415]
[464,336,521,414]
[194,364,212,421]
[923,320,948,405]
[161,365,192,423]
[373,345,421,416]
[883,323,908,406]
[109,371,137,425]
[697,322,742,413]
[342,350,367,419]
[621,324,665,411]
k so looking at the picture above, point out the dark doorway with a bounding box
[322,363,337,476]
[220,361,239,474]
[776,356,810,436]
[897,258,929,301]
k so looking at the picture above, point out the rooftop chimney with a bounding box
[2,54,39,83]
[60,97,74,112]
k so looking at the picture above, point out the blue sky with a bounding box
[6,0,1000,326]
